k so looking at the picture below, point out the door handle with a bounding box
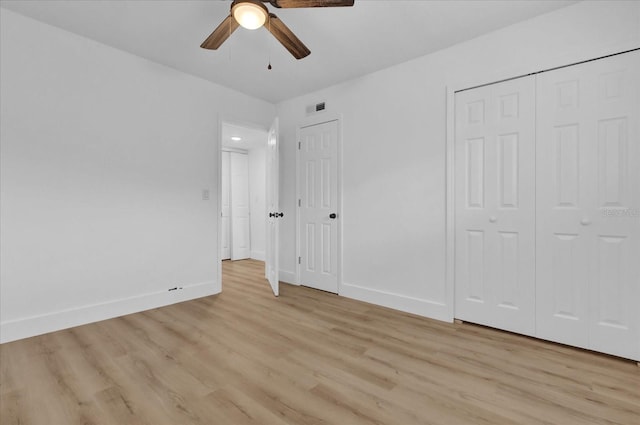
[269,212,275,218]
[277,212,284,218]
[329,213,337,219]
[489,216,497,223]
[580,218,591,226]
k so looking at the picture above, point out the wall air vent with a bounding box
[305,101,327,115]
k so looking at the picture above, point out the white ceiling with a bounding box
[0,0,577,103]
[222,122,268,151]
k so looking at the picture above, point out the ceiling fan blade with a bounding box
[267,0,354,8]
[266,13,310,59]
[200,15,240,50]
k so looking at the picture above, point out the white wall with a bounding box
[0,9,275,343]
[249,147,266,261]
[276,1,640,320]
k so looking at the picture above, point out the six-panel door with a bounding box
[454,76,536,336]
[299,120,339,294]
[266,118,280,296]
[536,51,639,359]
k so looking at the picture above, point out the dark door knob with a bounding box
[277,212,284,218]
[269,212,275,217]
[329,213,337,219]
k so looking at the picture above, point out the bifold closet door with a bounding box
[230,152,251,261]
[221,151,231,260]
[536,51,640,360]
[454,76,536,336]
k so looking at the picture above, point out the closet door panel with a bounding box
[455,76,536,336]
[230,152,251,261]
[589,52,639,359]
[221,151,231,260]
[536,66,593,348]
[536,51,639,360]
[455,86,494,323]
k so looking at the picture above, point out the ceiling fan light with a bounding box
[232,1,268,30]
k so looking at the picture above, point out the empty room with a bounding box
[0,1,638,424]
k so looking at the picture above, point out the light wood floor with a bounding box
[1,259,638,425]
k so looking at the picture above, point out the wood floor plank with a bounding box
[1,259,638,425]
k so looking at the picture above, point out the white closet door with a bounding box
[536,51,640,360]
[230,152,251,261]
[221,151,231,260]
[455,76,536,336]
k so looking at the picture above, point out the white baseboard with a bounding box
[250,250,265,261]
[279,269,298,285]
[0,281,219,344]
[340,282,452,322]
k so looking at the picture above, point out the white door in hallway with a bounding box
[265,118,280,296]
[299,120,339,293]
[454,76,536,336]
[221,151,231,260]
[536,51,640,359]
[230,152,250,260]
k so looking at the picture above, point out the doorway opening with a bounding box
[220,122,268,261]
[219,119,280,297]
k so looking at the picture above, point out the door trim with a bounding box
[295,114,343,294]
[445,86,456,323]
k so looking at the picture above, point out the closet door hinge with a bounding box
[298,256,301,264]
[298,199,301,207]
[298,141,301,150]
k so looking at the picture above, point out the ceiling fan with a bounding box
[200,0,355,60]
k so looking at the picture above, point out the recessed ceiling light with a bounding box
[231,136,242,141]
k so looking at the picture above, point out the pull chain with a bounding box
[228,17,232,61]
[267,15,272,70]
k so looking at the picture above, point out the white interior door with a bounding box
[221,151,231,260]
[265,118,279,296]
[230,152,250,260]
[454,76,536,336]
[536,51,640,360]
[299,120,339,294]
